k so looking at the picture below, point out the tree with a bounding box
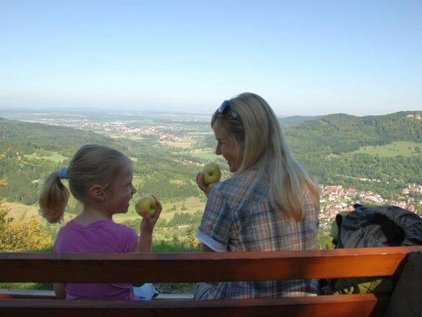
[0,200,53,252]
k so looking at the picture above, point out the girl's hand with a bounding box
[140,196,162,233]
[137,196,161,252]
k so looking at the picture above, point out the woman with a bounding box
[195,93,320,299]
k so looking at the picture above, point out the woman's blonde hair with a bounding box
[39,144,131,223]
[212,92,319,220]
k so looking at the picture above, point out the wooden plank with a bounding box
[0,294,389,317]
[0,289,56,300]
[0,246,421,283]
[0,290,195,300]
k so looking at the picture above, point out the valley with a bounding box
[0,110,421,251]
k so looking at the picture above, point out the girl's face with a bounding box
[104,164,137,214]
[213,120,243,173]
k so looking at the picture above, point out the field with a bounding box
[3,202,39,218]
[116,196,205,246]
[113,196,205,223]
[24,152,68,163]
[353,141,422,157]
[4,195,205,250]
[190,148,216,161]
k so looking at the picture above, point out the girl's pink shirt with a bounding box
[54,219,138,300]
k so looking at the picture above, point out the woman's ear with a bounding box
[89,185,105,202]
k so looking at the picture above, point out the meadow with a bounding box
[24,152,68,163]
[353,141,422,157]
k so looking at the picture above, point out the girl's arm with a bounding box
[54,283,66,299]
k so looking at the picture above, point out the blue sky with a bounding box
[0,0,421,116]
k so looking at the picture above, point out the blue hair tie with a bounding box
[58,167,69,179]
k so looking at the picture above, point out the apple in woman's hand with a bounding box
[202,163,222,185]
[135,195,157,217]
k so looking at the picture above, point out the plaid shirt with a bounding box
[197,169,319,299]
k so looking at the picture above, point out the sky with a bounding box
[0,0,421,117]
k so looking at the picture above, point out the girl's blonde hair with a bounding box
[212,92,319,221]
[39,144,131,223]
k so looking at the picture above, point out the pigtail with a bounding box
[39,171,70,223]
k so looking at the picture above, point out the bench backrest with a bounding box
[1,246,421,317]
[1,246,420,283]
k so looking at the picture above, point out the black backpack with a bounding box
[321,204,422,294]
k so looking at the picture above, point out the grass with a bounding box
[112,196,205,223]
[2,196,203,229]
[190,148,216,161]
[160,141,193,149]
[353,141,422,157]
[3,202,39,218]
[24,152,67,163]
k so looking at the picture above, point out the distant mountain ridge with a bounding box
[284,111,422,155]
[278,115,322,127]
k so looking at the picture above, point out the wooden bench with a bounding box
[0,246,421,317]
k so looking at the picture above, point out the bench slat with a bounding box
[1,247,420,317]
[1,246,420,283]
[0,294,389,317]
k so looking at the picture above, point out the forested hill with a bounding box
[0,111,421,206]
[278,115,321,127]
[0,117,126,154]
[283,111,422,196]
[284,111,422,155]
[0,117,200,206]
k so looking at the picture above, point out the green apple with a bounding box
[202,162,222,186]
[135,195,157,217]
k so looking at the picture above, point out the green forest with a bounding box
[0,111,421,260]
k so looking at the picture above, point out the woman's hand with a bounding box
[196,172,216,197]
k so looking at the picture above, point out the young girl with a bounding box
[39,144,161,300]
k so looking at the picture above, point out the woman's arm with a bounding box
[202,243,215,252]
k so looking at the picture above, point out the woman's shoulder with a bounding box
[220,169,265,188]
[214,169,269,202]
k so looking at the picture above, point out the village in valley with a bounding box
[319,183,422,229]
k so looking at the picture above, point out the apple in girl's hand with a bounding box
[202,163,222,186]
[135,195,157,217]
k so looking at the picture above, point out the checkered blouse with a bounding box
[196,168,319,299]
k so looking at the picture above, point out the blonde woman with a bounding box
[195,93,320,299]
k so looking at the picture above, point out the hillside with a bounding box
[278,115,321,127]
[0,117,202,207]
[1,110,421,205]
[1,111,421,252]
[284,111,422,197]
[285,112,421,154]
